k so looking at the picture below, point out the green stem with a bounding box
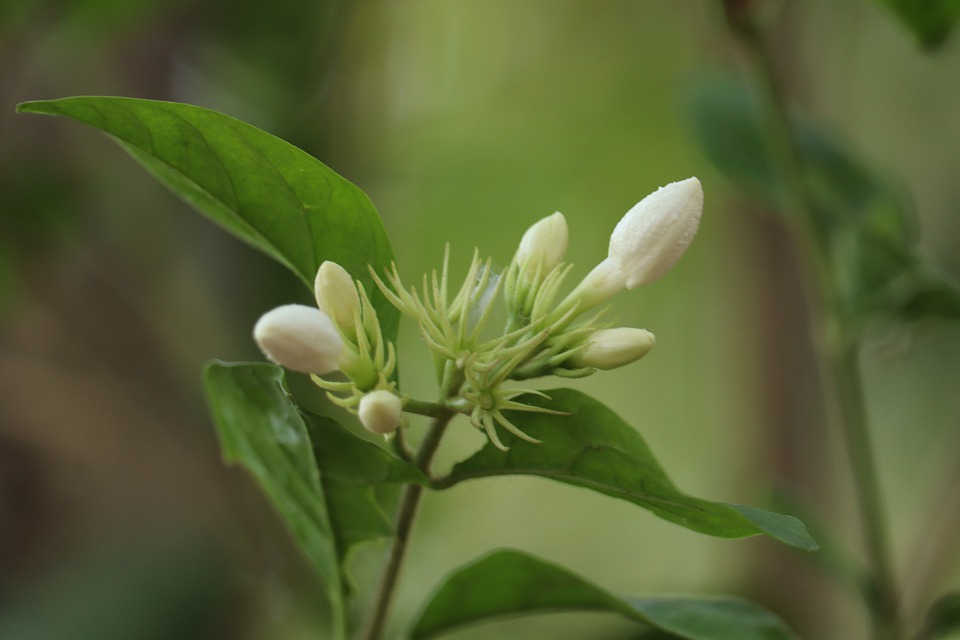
[403,397,448,418]
[390,429,414,463]
[728,12,901,640]
[830,338,901,639]
[362,407,455,640]
[902,436,960,621]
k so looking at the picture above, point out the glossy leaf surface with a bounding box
[204,362,344,635]
[204,362,424,636]
[438,389,817,551]
[412,550,799,640]
[16,97,398,341]
[304,412,427,560]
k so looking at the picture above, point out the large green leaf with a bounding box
[303,412,427,564]
[16,96,398,342]
[437,389,817,551]
[411,550,799,640]
[204,362,345,636]
[203,362,425,637]
[875,0,960,48]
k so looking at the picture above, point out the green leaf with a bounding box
[204,361,345,636]
[203,362,425,637]
[875,0,960,48]
[303,412,427,563]
[689,74,917,244]
[16,96,398,342]
[895,273,960,322]
[797,125,918,246]
[688,74,778,201]
[411,550,799,640]
[916,593,960,640]
[437,389,817,551]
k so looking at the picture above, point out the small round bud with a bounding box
[608,177,703,289]
[358,390,403,435]
[569,327,655,370]
[516,212,568,275]
[315,261,361,332]
[254,304,344,374]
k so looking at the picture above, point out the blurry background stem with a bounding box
[723,3,902,639]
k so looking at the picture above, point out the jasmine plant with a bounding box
[16,97,816,640]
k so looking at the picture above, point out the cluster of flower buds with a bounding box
[504,177,702,381]
[254,261,403,436]
[254,177,703,448]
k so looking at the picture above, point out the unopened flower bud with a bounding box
[254,304,344,374]
[516,212,568,275]
[561,257,628,314]
[315,261,361,332]
[569,327,655,370]
[608,177,702,289]
[358,390,403,435]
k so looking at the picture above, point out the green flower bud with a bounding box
[358,389,403,435]
[315,261,361,334]
[569,327,655,370]
[254,304,344,374]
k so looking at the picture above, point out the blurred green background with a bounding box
[2,1,960,638]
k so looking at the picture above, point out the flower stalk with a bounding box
[363,409,455,640]
[727,10,902,639]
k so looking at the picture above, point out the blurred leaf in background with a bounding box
[874,0,960,48]
[688,71,960,328]
[0,535,233,640]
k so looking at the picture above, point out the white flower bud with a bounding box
[358,389,403,435]
[569,327,655,370]
[562,257,628,313]
[516,212,568,275]
[608,177,703,289]
[314,261,361,332]
[254,304,344,374]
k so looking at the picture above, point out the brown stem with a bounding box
[362,409,454,640]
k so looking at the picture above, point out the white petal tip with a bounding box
[253,304,344,374]
[607,177,704,287]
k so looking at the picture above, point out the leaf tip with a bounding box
[15,100,61,116]
[15,101,39,114]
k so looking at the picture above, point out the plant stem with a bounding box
[403,397,448,418]
[362,408,455,640]
[728,11,902,640]
[903,435,960,620]
[830,339,901,639]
